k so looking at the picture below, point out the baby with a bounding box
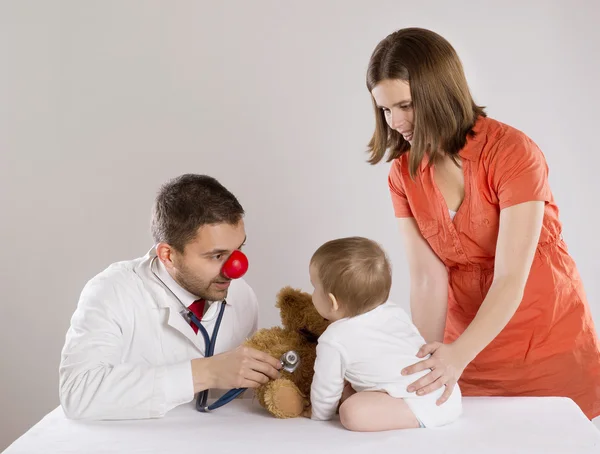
[306,236,462,431]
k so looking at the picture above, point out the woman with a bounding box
[366,27,600,420]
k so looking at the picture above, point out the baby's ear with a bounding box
[328,293,339,312]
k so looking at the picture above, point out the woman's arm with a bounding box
[398,218,449,343]
[451,200,545,362]
[402,201,545,404]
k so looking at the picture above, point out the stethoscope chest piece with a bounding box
[280,350,300,373]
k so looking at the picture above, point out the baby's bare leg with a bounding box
[338,391,420,432]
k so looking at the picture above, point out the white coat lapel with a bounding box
[165,306,206,355]
[133,249,206,354]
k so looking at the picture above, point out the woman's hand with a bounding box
[402,342,469,405]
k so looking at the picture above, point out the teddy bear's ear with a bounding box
[275,286,313,312]
[275,286,330,336]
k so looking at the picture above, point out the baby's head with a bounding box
[309,236,392,321]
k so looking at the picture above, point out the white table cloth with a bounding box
[3,396,600,454]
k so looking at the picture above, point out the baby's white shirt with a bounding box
[310,301,446,421]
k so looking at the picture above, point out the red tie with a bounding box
[187,299,206,334]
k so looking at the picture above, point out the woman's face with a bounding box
[371,79,414,143]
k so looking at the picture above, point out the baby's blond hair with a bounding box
[310,236,392,317]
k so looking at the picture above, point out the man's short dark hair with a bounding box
[151,174,244,252]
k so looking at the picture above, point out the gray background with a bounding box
[1,0,599,449]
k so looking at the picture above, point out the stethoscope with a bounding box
[150,249,300,412]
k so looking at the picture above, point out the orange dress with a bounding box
[388,115,600,419]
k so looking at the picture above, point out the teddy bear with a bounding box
[243,286,330,418]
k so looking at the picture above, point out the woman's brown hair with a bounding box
[366,27,486,178]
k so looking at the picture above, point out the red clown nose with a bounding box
[221,250,249,279]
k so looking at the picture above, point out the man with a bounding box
[59,174,281,420]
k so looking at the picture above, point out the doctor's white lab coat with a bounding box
[58,248,258,420]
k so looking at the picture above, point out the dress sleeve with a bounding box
[388,159,414,218]
[489,133,552,210]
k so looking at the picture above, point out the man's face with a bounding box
[165,220,247,302]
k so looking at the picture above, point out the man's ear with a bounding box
[156,243,176,270]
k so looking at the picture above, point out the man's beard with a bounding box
[173,265,229,302]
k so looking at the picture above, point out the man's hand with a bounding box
[191,346,282,392]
